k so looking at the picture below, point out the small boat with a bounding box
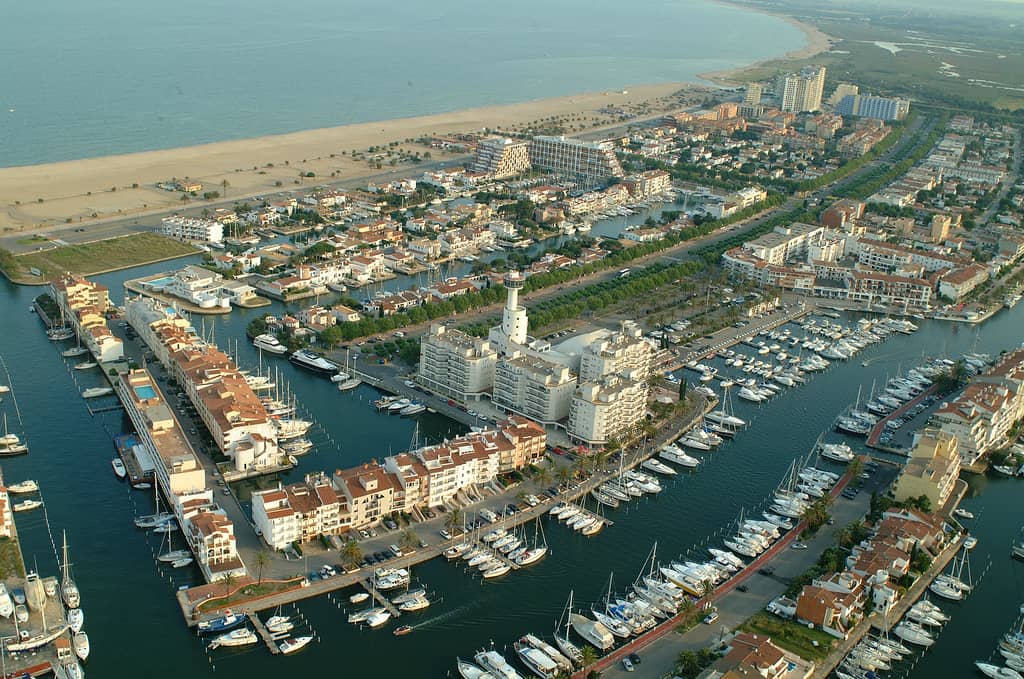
[81,387,113,399]
[158,549,191,563]
[172,557,193,568]
[73,631,90,660]
[210,627,258,649]
[68,607,84,633]
[953,508,974,520]
[365,610,392,628]
[278,635,314,654]
[394,625,413,636]
[975,662,1023,679]
[7,480,39,494]
[111,458,127,479]
[153,522,178,533]
[964,536,978,550]
[13,499,43,512]
[73,361,97,370]
[0,585,11,618]
[197,610,246,634]
[62,346,88,357]
[456,658,492,679]
[349,592,370,604]
[337,377,362,391]
[133,482,152,490]
[14,604,27,623]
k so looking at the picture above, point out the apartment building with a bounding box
[160,216,224,244]
[252,473,342,550]
[779,66,826,113]
[845,270,933,306]
[828,82,859,107]
[50,274,124,363]
[333,463,398,531]
[187,510,245,581]
[743,82,763,105]
[528,136,625,189]
[701,632,814,679]
[934,382,1018,466]
[622,170,672,199]
[836,94,910,121]
[493,352,576,425]
[740,223,826,265]
[578,321,653,382]
[418,325,498,402]
[568,372,648,447]
[126,297,283,472]
[893,429,960,508]
[938,263,989,302]
[470,137,531,178]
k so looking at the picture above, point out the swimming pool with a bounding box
[145,276,175,289]
[133,385,157,400]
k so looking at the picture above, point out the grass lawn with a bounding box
[740,611,836,663]
[197,580,301,613]
[0,538,26,581]
[12,232,197,280]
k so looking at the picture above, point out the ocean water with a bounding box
[2,237,1023,677]
[0,0,805,167]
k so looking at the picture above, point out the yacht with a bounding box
[975,662,1023,679]
[706,410,746,428]
[953,508,975,520]
[289,349,340,375]
[275,418,312,440]
[475,649,525,679]
[81,387,114,399]
[514,640,559,678]
[365,610,392,628]
[279,635,314,654]
[197,609,246,634]
[457,659,496,679]
[73,631,90,660]
[569,613,614,650]
[659,446,700,468]
[209,628,258,649]
[14,499,43,512]
[73,361,97,371]
[642,458,677,476]
[819,442,855,463]
[111,458,127,479]
[62,346,88,358]
[337,377,363,391]
[253,334,288,354]
[521,634,573,672]
[893,621,935,647]
[7,480,38,494]
[0,584,12,618]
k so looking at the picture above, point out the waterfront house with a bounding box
[252,473,342,550]
[699,631,813,679]
[795,584,863,639]
[187,510,246,581]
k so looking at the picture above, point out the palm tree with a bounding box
[221,179,230,197]
[254,550,270,586]
[220,571,236,600]
[535,465,553,487]
[180,193,190,204]
[444,508,464,534]
[555,465,573,488]
[572,457,588,480]
[341,538,363,568]
[579,645,598,668]
[400,528,418,550]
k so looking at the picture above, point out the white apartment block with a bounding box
[568,372,648,447]
[493,352,576,425]
[187,510,245,581]
[741,223,826,265]
[50,274,125,363]
[528,136,625,190]
[252,474,342,550]
[418,325,498,402]
[160,216,223,244]
[779,66,826,113]
[934,382,1017,466]
[579,321,653,382]
[470,137,532,178]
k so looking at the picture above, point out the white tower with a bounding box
[501,271,528,347]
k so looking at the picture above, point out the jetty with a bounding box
[360,579,402,619]
[247,612,281,655]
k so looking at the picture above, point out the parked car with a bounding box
[703,611,719,625]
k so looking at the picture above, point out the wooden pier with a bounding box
[360,579,402,619]
[247,612,281,655]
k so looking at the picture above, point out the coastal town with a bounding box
[1,4,1024,679]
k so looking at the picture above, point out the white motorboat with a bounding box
[68,607,84,633]
[0,584,12,618]
[894,621,935,647]
[289,349,340,375]
[705,410,746,428]
[475,649,525,679]
[659,446,700,468]
[14,499,43,512]
[514,641,559,678]
[569,613,614,650]
[366,610,393,628]
[111,458,127,479]
[976,662,1023,679]
[350,592,370,604]
[253,334,288,354]
[457,659,495,679]
[279,635,314,654]
[81,387,113,399]
[678,434,711,451]
[266,616,293,634]
[157,549,191,563]
[642,458,677,476]
[62,346,88,358]
[337,377,362,391]
[73,631,90,660]
[73,361,97,371]
[210,628,258,649]
[398,596,430,612]
[953,508,975,520]
[819,442,855,463]
[7,480,39,494]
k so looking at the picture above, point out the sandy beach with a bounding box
[0,83,697,234]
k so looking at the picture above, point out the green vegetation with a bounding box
[674,648,723,678]
[831,118,947,201]
[740,612,835,662]
[8,232,197,281]
[0,538,25,580]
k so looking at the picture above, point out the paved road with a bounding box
[599,464,899,679]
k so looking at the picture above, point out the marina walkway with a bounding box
[247,612,281,655]
[360,579,402,619]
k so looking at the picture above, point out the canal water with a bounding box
[1,253,1022,676]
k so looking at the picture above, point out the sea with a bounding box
[0,201,1022,677]
[0,0,806,167]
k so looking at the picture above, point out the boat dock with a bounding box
[247,612,281,655]
[360,579,402,619]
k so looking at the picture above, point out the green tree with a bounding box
[341,538,363,568]
[679,379,688,401]
[220,571,236,599]
[579,645,598,669]
[400,528,418,550]
[254,550,270,586]
[444,508,464,534]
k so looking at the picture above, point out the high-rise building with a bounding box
[568,372,648,447]
[779,66,826,113]
[528,136,625,190]
[743,83,763,106]
[578,320,653,382]
[836,94,910,121]
[418,325,497,402]
[828,82,859,108]
[469,137,531,178]
[493,351,576,425]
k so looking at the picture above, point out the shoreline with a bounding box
[698,1,836,86]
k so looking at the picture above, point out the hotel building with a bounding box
[418,326,498,402]
[528,136,625,190]
[251,473,342,550]
[160,216,224,244]
[893,429,960,509]
[779,66,826,113]
[568,372,648,447]
[50,274,124,363]
[470,137,531,178]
